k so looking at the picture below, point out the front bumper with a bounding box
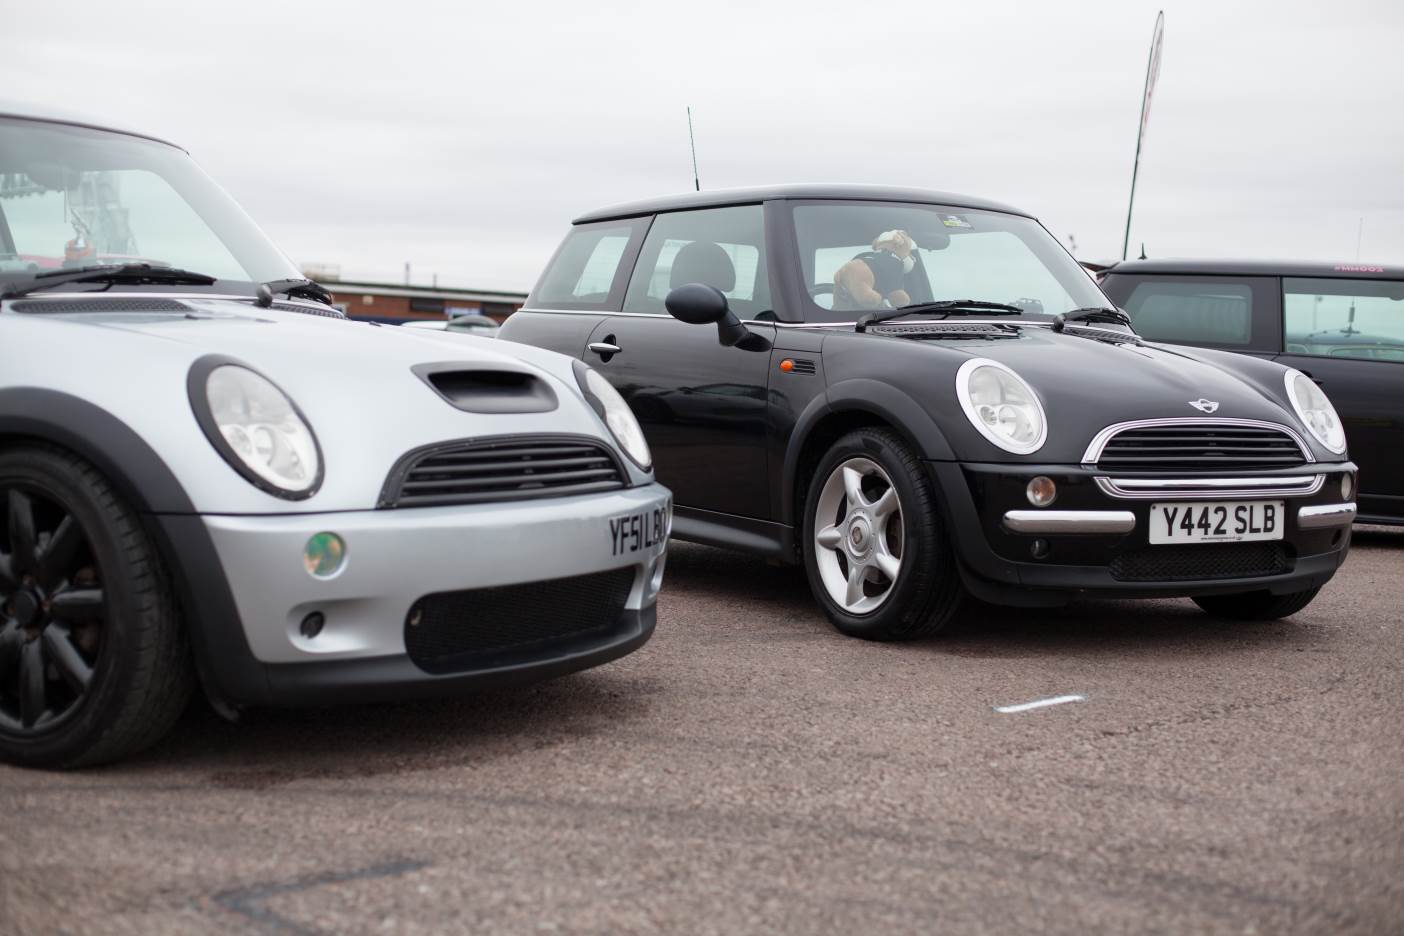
[159,484,671,706]
[931,461,1355,607]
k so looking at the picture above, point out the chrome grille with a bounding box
[379,435,626,508]
[1088,420,1309,472]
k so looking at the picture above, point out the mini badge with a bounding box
[1188,399,1220,413]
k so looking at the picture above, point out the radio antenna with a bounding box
[687,106,701,191]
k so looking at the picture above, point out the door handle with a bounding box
[588,342,621,356]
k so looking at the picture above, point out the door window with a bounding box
[1283,277,1404,362]
[1116,278,1257,347]
[623,205,771,319]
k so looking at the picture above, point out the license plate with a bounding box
[609,503,670,556]
[1149,501,1284,545]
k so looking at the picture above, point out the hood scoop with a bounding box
[868,322,1019,340]
[413,363,559,415]
[11,297,193,314]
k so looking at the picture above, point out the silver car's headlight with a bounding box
[189,358,323,498]
[956,358,1047,455]
[573,361,652,470]
[1284,368,1346,454]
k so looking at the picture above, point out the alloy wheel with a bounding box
[0,484,106,735]
[813,457,904,614]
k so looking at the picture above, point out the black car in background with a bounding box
[1099,260,1403,525]
[502,187,1357,639]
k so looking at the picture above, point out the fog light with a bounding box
[1026,476,1057,507]
[303,532,346,579]
[1341,473,1353,500]
[299,611,325,639]
[1030,538,1051,559]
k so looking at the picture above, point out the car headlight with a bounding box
[1284,368,1346,454]
[188,357,323,498]
[573,361,652,470]
[955,358,1047,455]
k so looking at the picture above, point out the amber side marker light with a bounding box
[779,359,795,373]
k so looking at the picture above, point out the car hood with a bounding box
[1,297,629,512]
[822,324,1325,463]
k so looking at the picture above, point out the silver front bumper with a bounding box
[202,484,671,664]
[1297,502,1357,529]
[1002,510,1137,534]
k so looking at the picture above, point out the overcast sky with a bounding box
[9,0,1402,292]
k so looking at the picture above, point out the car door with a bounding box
[586,205,776,519]
[1276,276,1404,521]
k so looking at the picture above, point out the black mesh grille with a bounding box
[1109,543,1292,582]
[11,298,192,313]
[405,567,636,673]
[381,436,626,508]
[870,323,1018,339]
[1097,424,1307,471]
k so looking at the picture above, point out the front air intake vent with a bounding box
[1090,421,1310,471]
[11,298,193,314]
[380,435,626,508]
[1109,543,1292,582]
[414,364,558,414]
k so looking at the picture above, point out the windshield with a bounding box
[790,201,1107,322]
[0,117,299,296]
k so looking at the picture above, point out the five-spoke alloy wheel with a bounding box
[0,446,191,768]
[802,428,965,641]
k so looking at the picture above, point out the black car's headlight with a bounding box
[1283,368,1346,455]
[572,360,652,470]
[188,356,324,499]
[955,358,1047,455]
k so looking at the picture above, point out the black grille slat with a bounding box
[382,436,626,508]
[1096,424,1307,472]
[405,567,636,674]
[1110,544,1292,582]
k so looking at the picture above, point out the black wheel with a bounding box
[802,428,966,640]
[0,445,192,768]
[1192,587,1321,621]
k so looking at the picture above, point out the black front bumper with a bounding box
[930,461,1355,608]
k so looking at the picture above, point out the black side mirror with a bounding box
[665,283,756,348]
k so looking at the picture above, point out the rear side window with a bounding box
[1283,277,1404,362]
[623,205,771,319]
[1119,279,1255,346]
[527,219,648,310]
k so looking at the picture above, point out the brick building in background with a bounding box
[303,266,526,324]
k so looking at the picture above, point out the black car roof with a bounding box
[573,184,1032,224]
[1102,258,1400,278]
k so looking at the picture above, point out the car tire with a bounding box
[802,428,965,640]
[1191,587,1321,621]
[0,445,193,768]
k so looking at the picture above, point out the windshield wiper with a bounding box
[855,300,1024,332]
[1,263,217,300]
[257,277,335,307]
[1054,306,1133,329]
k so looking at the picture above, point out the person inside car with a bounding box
[833,229,919,311]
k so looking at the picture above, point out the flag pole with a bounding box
[1122,11,1165,261]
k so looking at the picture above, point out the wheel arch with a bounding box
[782,378,955,528]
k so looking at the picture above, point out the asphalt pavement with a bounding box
[2,528,1401,935]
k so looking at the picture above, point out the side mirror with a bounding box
[665,283,752,348]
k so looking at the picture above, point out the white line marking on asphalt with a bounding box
[993,694,1086,714]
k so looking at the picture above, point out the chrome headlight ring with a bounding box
[1283,367,1347,455]
[955,358,1048,455]
[572,360,652,471]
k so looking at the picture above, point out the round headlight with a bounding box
[577,364,652,470]
[193,361,323,497]
[1284,369,1346,455]
[956,359,1047,455]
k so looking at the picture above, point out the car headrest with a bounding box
[669,241,736,292]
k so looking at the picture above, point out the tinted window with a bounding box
[529,220,646,310]
[624,205,770,319]
[1121,280,1254,346]
[1283,277,1404,362]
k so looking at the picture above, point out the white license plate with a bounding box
[1149,501,1284,544]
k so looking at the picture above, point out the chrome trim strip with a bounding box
[1002,510,1137,534]
[1081,417,1316,466]
[1094,475,1325,500]
[1297,502,1357,529]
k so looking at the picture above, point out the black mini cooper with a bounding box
[502,186,1357,640]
